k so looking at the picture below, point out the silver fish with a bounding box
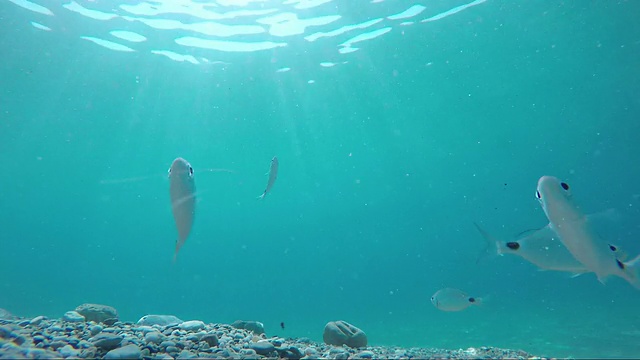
[431,288,482,312]
[258,156,278,200]
[536,176,640,287]
[169,158,196,262]
[475,222,589,275]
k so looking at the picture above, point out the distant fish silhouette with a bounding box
[280,322,285,330]
[169,157,196,262]
[258,156,278,200]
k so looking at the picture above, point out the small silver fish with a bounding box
[431,288,482,312]
[258,156,278,200]
[169,158,196,262]
[536,176,640,287]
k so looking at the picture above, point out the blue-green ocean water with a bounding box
[2,0,640,358]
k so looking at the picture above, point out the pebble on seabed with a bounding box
[0,309,549,360]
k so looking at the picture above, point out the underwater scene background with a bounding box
[1,0,640,358]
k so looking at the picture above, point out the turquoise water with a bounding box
[2,0,640,358]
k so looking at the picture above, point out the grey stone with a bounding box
[103,318,119,326]
[80,347,97,358]
[200,333,218,347]
[105,344,142,360]
[33,335,46,344]
[89,325,103,336]
[63,311,85,323]
[323,320,367,348]
[176,349,196,359]
[179,321,205,332]
[90,333,122,350]
[356,350,375,358]
[11,335,25,346]
[30,316,46,325]
[155,354,174,360]
[145,331,164,345]
[50,340,67,350]
[160,340,176,348]
[250,341,275,356]
[137,315,183,327]
[59,344,80,358]
[74,304,118,324]
[230,320,265,335]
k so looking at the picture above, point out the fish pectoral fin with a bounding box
[586,208,622,223]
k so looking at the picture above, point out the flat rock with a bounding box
[90,333,122,350]
[75,304,118,323]
[323,320,367,348]
[137,315,183,327]
[231,320,265,335]
[104,344,141,360]
[250,341,275,356]
[179,320,205,332]
[63,311,85,323]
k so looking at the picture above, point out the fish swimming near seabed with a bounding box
[431,288,482,312]
[169,158,196,262]
[258,156,278,200]
[535,175,640,288]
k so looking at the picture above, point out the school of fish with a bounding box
[432,175,640,312]
[162,160,640,309]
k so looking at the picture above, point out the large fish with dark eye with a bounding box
[258,156,278,200]
[168,158,196,262]
[475,222,590,275]
[536,176,640,287]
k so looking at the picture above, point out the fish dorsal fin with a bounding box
[516,224,556,245]
[514,226,545,238]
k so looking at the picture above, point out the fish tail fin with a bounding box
[257,192,266,200]
[173,241,182,263]
[472,294,490,307]
[473,222,506,264]
[623,254,640,289]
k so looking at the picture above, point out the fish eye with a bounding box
[560,182,569,191]
[609,244,618,252]
[506,242,520,250]
[469,297,476,303]
[535,190,541,199]
[189,166,194,175]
